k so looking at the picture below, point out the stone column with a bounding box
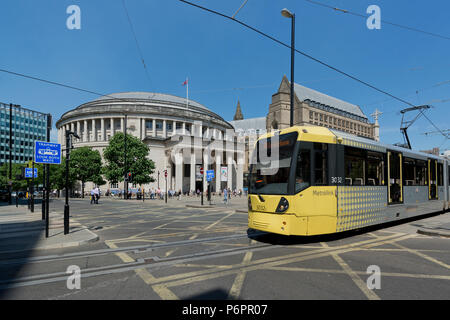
[92,119,96,141]
[101,118,105,141]
[120,117,124,133]
[190,151,196,193]
[182,122,186,135]
[61,125,65,146]
[215,152,221,193]
[77,121,81,138]
[152,119,156,137]
[227,155,233,191]
[84,120,88,142]
[110,118,114,137]
[175,152,183,192]
[163,120,166,138]
[173,121,177,135]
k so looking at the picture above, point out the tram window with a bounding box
[295,150,311,193]
[416,160,427,186]
[367,152,384,186]
[314,143,328,185]
[389,152,402,203]
[438,163,443,186]
[344,147,365,186]
[403,158,416,186]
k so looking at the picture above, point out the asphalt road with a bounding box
[0,197,449,300]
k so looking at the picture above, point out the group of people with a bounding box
[91,187,246,202]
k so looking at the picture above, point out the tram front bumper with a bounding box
[248,211,308,236]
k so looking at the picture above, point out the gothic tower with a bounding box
[233,100,244,120]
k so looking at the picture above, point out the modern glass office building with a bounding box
[0,102,49,166]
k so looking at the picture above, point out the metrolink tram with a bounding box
[248,126,450,236]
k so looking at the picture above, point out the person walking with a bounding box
[223,188,228,205]
[94,186,100,204]
[90,188,95,204]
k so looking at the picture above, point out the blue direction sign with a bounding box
[34,141,61,164]
[25,168,38,178]
[206,170,215,182]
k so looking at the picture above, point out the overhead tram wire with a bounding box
[304,0,450,41]
[178,0,415,108]
[121,0,152,88]
[0,68,153,108]
[178,0,449,141]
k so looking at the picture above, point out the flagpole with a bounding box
[186,77,189,109]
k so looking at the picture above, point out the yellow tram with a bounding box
[248,126,450,236]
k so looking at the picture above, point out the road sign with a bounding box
[206,170,214,182]
[34,141,61,164]
[25,168,38,178]
[200,167,204,175]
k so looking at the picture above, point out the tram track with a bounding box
[0,237,273,290]
[0,232,264,267]
[0,232,411,290]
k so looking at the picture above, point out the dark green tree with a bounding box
[69,147,104,197]
[103,132,155,186]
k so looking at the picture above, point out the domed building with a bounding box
[56,92,244,194]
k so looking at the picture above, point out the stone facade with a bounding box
[267,76,376,139]
[56,92,244,194]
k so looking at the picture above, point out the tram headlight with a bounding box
[275,197,289,213]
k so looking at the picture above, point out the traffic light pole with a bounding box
[31,161,34,213]
[8,104,13,205]
[165,170,168,204]
[123,114,128,200]
[64,132,70,235]
[45,114,51,238]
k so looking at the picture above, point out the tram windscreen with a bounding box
[249,132,298,195]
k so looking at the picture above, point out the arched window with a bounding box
[272,120,278,130]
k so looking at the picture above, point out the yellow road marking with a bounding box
[265,266,450,280]
[205,211,235,230]
[189,234,199,240]
[229,251,253,299]
[105,241,179,300]
[392,243,450,269]
[135,269,179,300]
[142,233,408,288]
[321,242,380,300]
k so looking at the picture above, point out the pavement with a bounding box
[414,211,450,238]
[0,200,99,253]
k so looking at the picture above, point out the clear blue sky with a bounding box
[0,0,449,152]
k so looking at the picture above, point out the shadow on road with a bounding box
[0,204,45,299]
[185,289,230,300]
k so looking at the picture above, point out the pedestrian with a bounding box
[223,188,228,205]
[94,186,100,204]
[90,188,95,204]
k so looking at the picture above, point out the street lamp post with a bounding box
[64,130,80,235]
[281,8,295,127]
[123,114,128,200]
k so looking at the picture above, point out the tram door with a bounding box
[428,159,438,200]
[387,151,403,204]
